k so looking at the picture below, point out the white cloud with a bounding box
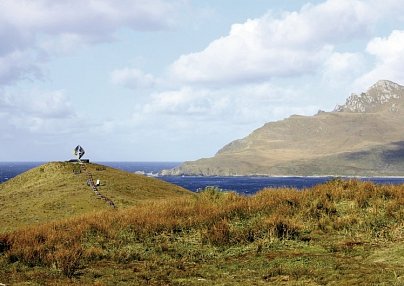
[0,89,73,118]
[0,50,42,84]
[0,88,82,136]
[110,68,158,89]
[0,0,181,84]
[322,52,366,85]
[367,0,404,21]
[137,83,319,126]
[355,30,404,88]
[169,0,373,84]
[143,88,224,116]
[0,0,178,39]
[367,30,404,60]
[37,33,90,56]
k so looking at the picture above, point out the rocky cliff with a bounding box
[163,80,404,176]
[334,80,403,113]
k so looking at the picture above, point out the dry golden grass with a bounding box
[0,180,403,284]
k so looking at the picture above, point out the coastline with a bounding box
[2,162,404,194]
[158,173,404,179]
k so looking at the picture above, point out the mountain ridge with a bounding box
[163,80,404,176]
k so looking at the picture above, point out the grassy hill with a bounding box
[0,162,193,232]
[0,180,403,285]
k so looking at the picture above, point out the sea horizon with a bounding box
[1,161,404,194]
[1,160,404,178]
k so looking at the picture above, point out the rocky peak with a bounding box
[334,80,404,113]
[370,79,402,91]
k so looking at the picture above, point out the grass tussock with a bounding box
[0,180,403,285]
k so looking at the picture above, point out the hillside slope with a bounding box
[163,80,404,176]
[0,162,193,232]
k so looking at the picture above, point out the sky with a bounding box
[1,0,404,162]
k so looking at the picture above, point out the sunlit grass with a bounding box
[0,180,403,285]
[0,162,193,232]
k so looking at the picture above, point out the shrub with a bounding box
[306,198,337,219]
[265,215,301,240]
[0,236,10,253]
[204,219,231,245]
[83,246,105,261]
[53,244,83,277]
[198,186,226,202]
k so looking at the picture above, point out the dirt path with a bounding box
[80,163,116,209]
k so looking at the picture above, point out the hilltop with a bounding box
[163,80,404,176]
[0,162,193,232]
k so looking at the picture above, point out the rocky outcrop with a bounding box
[334,80,403,113]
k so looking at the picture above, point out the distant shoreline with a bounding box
[1,161,403,179]
[159,174,404,179]
[2,162,403,193]
[157,174,404,179]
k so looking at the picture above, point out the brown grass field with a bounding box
[0,179,403,285]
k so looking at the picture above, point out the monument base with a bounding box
[68,159,90,163]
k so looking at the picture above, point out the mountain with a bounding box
[0,162,193,232]
[163,80,404,176]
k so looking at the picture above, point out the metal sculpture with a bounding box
[73,145,85,160]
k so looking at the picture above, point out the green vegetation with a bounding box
[0,162,193,232]
[0,180,403,285]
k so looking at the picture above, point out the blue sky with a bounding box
[1,0,404,161]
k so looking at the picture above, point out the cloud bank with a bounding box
[356,30,404,88]
[169,0,373,85]
[0,0,180,84]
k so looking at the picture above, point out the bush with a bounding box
[203,219,231,245]
[265,215,302,239]
[0,236,10,253]
[53,244,83,277]
[198,186,226,201]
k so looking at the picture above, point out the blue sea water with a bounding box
[0,162,43,182]
[93,162,334,193]
[1,162,404,194]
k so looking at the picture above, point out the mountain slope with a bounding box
[0,162,193,232]
[163,80,404,176]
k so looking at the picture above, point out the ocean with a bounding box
[1,162,404,195]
